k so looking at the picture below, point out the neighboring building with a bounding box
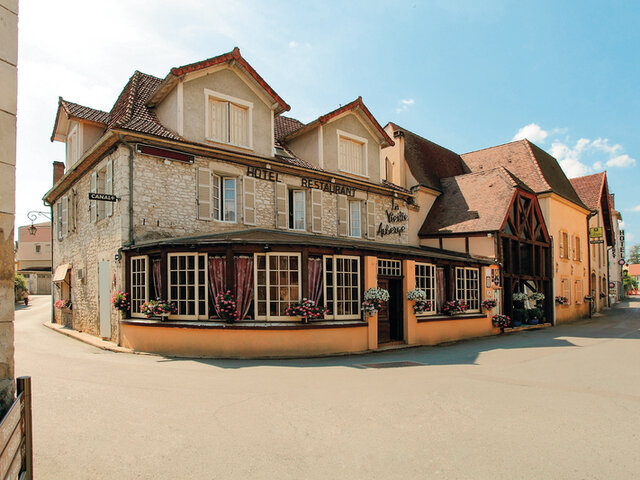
[44,48,496,358]
[384,125,552,322]
[15,222,52,294]
[0,0,18,414]
[608,194,624,303]
[460,140,591,324]
[569,172,615,312]
[627,264,640,291]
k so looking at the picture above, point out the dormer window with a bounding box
[337,130,367,177]
[66,125,79,167]
[205,89,253,150]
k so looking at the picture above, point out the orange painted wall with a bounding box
[413,316,498,345]
[120,323,369,358]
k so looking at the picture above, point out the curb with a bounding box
[42,322,147,355]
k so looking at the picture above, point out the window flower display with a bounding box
[492,314,510,328]
[285,299,328,323]
[140,299,178,319]
[482,299,497,310]
[442,299,467,315]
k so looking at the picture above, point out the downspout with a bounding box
[587,211,597,318]
[44,200,54,325]
[118,135,135,347]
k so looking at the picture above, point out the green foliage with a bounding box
[628,244,640,265]
[512,308,528,325]
[527,308,544,320]
[623,272,638,292]
[14,274,26,292]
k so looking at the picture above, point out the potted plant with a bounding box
[140,299,177,320]
[214,291,239,323]
[442,299,467,316]
[285,299,327,323]
[511,308,527,326]
[362,287,389,317]
[526,307,543,325]
[555,296,569,305]
[54,299,72,311]
[512,292,528,309]
[492,314,510,329]
[529,292,545,307]
[111,290,130,314]
[406,289,430,314]
[482,299,497,311]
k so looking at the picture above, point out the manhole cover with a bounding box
[358,361,424,369]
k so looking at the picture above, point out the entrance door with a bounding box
[98,261,111,338]
[377,278,403,344]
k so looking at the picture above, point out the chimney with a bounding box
[53,161,65,185]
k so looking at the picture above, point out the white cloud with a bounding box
[549,140,591,177]
[632,206,640,212]
[289,41,297,47]
[396,98,415,113]
[607,154,636,168]
[512,123,548,143]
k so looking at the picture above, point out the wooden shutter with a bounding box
[275,182,288,229]
[209,99,228,142]
[338,195,348,236]
[57,201,63,240]
[196,167,212,220]
[230,104,248,147]
[62,196,69,235]
[243,176,256,226]
[366,200,376,239]
[311,189,323,233]
[106,159,113,217]
[90,171,97,223]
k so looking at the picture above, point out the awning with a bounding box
[52,264,71,283]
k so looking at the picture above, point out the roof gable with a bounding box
[51,98,109,142]
[570,171,614,244]
[147,48,290,115]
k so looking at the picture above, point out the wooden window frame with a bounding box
[204,88,253,150]
[254,252,302,321]
[130,255,149,318]
[455,267,480,313]
[337,129,368,178]
[415,262,437,316]
[323,255,361,320]
[167,253,208,320]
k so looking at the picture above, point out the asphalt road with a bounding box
[14,295,640,479]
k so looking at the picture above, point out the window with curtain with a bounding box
[254,253,300,320]
[206,90,252,149]
[131,256,148,317]
[415,263,436,314]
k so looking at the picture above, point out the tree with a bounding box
[623,272,638,293]
[628,244,640,264]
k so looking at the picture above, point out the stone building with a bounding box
[44,48,498,357]
[0,0,18,413]
[569,172,615,312]
[15,222,52,294]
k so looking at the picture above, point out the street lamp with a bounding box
[27,211,51,235]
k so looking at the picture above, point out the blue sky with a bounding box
[15,0,640,249]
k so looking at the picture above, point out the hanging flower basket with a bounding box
[482,299,497,311]
[54,299,72,311]
[362,288,389,317]
[111,290,130,313]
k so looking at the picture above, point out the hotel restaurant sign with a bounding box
[246,166,356,196]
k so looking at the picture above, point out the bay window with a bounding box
[455,267,480,312]
[168,253,208,319]
[324,255,360,319]
[131,256,149,317]
[415,263,436,314]
[254,253,301,320]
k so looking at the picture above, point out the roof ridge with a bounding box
[521,139,552,191]
[462,138,526,156]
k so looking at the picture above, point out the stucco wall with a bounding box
[286,128,319,167]
[469,236,496,259]
[538,195,589,323]
[408,189,438,247]
[442,237,466,253]
[155,86,178,134]
[181,67,274,158]
[322,112,381,183]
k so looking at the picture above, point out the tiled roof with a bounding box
[628,264,640,277]
[107,71,181,140]
[569,172,606,211]
[274,140,322,171]
[387,123,466,192]
[382,179,412,194]
[274,116,305,140]
[462,139,587,209]
[419,167,520,236]
[59,98,110,124]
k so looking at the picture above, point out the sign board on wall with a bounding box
[589,227,603,238]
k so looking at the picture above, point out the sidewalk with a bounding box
[43,322,140,355]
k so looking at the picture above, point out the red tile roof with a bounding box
[167,47,290,114]
[462,139,587,209]
[569,172,606,211]
[58,98,110,124]
[274,116,305,140]
[628,264,640,277]
[107,71,181,140]
[419,167,521,235]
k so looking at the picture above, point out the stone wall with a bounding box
[0,0,17,415]
[52,147,128,341]
[131,153,409,245]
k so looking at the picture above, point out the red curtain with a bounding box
[234,257,253,320]
[152,259,161,300]
[208,257,226,316]
[308,258,323,305]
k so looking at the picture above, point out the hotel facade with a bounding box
[44,49,609,357]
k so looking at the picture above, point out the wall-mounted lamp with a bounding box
[26,211,52,235]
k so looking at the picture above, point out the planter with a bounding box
[511,320,522,327]
[528,318,539,325]
[512,308,528,326]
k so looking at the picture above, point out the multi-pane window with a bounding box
[197,172,237,223]
[131,256,148,317]
[415,263,436,314]
[378,259,402,277]
[255,253,300,320]
[338,132,367,177]
[206,90,252,149]
[455,267,479,312]
[324,255,360,319]
[168,253,208,319]
[289,190,305,230]
[349,200,361,238]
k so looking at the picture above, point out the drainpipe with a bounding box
[118,135,135,247]
[587,211,597,318]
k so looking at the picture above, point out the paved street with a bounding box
[14,295,640,479]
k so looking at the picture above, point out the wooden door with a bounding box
[377,279,391,343]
